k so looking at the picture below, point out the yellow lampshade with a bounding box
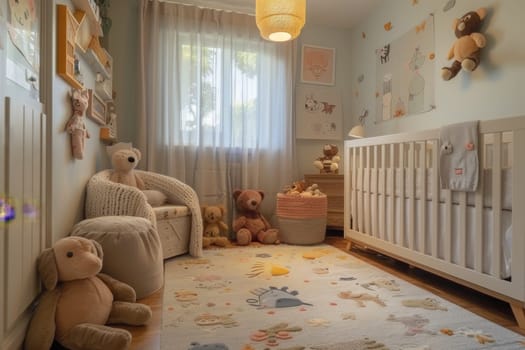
[256,0,306,42]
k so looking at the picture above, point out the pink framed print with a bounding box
[301,44,335,86]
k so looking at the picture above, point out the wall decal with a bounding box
[376,15,435,122]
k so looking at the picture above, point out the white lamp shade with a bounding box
[348,124,365,138]
[256,0,305,42]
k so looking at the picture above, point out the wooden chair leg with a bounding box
[510,303,525,329]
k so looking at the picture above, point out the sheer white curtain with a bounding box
[138,0,295,222]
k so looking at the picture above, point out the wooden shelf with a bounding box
[79,47,111,80]
[71,0,103,37]
[57,4,84,89]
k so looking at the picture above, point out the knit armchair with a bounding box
[85,169,203,257]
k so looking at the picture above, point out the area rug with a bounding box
[161,244,524,349]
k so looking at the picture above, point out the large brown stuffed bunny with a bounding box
[232,189,279,246]
[24,236,152,350]
[441,8,487,81]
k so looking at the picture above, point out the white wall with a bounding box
[49,0,111,241]
[294,23,353,178]
[347,0,525,138]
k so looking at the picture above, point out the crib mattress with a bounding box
[356,196,512,278]
[356,168,512,210]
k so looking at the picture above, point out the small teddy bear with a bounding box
[441,8,487,81]
[24,236,152,350]
[232,189,279,245]
[313,144,341,174]
[109,147,168,206]
[110,148,146,189]
[201,205,230,248]
[65,88,90,160]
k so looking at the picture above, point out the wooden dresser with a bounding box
[304,174,344,230]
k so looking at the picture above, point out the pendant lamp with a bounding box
[256,0,306,42]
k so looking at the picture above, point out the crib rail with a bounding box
[344,115,525,307]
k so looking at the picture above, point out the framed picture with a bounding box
[295,84,342,140]
[301,45,335,86]
[87,89,106,125]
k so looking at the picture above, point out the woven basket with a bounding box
[276,194,327,245]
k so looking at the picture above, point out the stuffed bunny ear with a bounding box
[37,248,58,291]
[452,18,459,30]
[91,239,104,261]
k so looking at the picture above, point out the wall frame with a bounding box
[300,44,336,86]
[87,89,106,125]
[57,4,84,89]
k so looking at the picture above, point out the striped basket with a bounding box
[276,194,327,245]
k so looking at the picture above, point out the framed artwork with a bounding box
[5,0,40,91]
[87,89,107,125]
[296,84,342,140]
[301,45,335,86]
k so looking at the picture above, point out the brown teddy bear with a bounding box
[313,144,341,174]
[441,8,487,81]
[24,236,152,350]
[201,205,230,248]
[109,147,167,206]
[232,189,279,245]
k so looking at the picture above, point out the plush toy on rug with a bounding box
[24,236,152,350]
[233,189,279,245]
[202,205,230,248]
[313,144,340,174]
[109,147,167,206]
[65,88,90,160]
[441,8,487,81]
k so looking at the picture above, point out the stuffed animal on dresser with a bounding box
[23,236,152,350]
[65,89,90,160]
[313,144,341,174]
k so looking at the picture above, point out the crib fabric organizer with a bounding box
[344,115,525,328]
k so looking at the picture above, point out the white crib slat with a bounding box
[491,133,502,277]
[371,145,379,237]
[388,144,395,243]
[364,146,371,234]
[444,190,452,263]
[358,147,365,232]
[419,142,427,253]
[351,147,358,231]
[474,134,485,273]
[459,192,467,267]
[399,143,406,246]
[431,140,439,258]
[407,142,415,250]
[380,145,387,240]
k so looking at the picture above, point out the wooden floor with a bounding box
[127,234,525,350]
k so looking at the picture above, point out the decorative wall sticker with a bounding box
[376,15,435,122]
[443,0,456,12]
[384,21,393,31]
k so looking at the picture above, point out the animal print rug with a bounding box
[161,244,524,349]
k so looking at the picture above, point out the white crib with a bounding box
[343,115,525,329]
